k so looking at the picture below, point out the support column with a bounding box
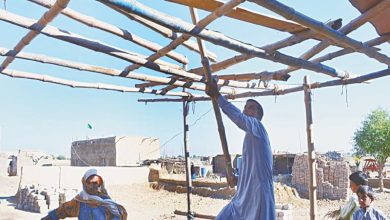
[304,76,317,220]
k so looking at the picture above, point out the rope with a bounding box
[273,84,279,103]
[341,71,350,107]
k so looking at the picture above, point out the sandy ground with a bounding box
[1,175,389,220]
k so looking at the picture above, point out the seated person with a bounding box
[41,169,127,220]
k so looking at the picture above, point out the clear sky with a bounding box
[0,0,389,157]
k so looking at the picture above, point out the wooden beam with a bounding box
[0,68,192,97]
[138,68,390,102]
[0,0,70,71]
[166,0,308,33]
[27,0,188,64]
[190,7,235,188]
[304,76,318,220]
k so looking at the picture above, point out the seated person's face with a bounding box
[357,192,372,208]
[86,175,102,195]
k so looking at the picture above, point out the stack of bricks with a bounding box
[275,203,293,220]
[292,154,350,200]
[16,185,49,213]
[17,185,79,213]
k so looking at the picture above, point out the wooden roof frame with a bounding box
[0,0,388,100]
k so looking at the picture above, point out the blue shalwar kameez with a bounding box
[216,96,275,220]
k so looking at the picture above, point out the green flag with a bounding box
[87,123,93,129]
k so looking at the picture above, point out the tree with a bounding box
[353,108,390,192]
[56,155,67,160]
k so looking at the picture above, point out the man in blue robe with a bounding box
[207,81,276,220]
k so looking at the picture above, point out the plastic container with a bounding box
[200,167,207,177]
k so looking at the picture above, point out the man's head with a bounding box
[349,171,368,193]
[356,185,374,209]
[244,99,263,121]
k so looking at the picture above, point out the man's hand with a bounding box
[205,76,220,98]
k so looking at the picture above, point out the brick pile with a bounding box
[291,154,350,200]
[17,185,78,213]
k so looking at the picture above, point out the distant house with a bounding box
[273,152,296,175]
[71,136,160,166]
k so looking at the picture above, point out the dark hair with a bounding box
[357,185,374,201]
[349,171,368,185]
[247,99,264,121]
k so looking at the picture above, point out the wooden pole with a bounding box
[190,7,235,188]
[138,68,390,102]
[182,91,194,219]
[0,68,192,96]
[96,0,349,78]
[303,76,317,220]
[27,0,188,64]
[0,0,70,71]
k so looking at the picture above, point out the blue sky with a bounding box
[0,0,389,157]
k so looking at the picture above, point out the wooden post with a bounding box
[182,89,194,219]
[190,7,235,188]
[304,76,317,220]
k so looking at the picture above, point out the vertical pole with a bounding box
[304,76,317,220]
[189,7,235,188]
[183,88,194,219]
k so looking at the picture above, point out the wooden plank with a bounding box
[166,0,307,33]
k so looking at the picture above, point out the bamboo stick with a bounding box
[27,0,188,64]
[98,0,349,78]
[249,0,390,66]
[0,0,70,71]
[105,3,217,62]
[118,0,244,75]
[190,7,235,188]
[304,76,318,220]
[182,98,194,220]
[312,34,390,64]
[0,47,261,93]
[0,68,193,96]
[138,68,390,102]
[167,0,308,33]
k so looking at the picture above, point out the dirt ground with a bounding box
[1,174,389,220]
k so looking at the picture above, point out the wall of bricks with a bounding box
[292,154,350,200]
